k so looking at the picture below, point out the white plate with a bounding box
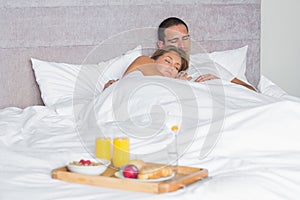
[114,171,175,182]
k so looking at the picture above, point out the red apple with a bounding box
[123,164,139,179]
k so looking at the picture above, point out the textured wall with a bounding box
[0,0,261,108]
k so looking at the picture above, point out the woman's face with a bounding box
[154,51,182,78]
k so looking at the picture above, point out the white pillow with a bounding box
[258,75,288,98]
[189,45,248,83]
[32,45,142,113]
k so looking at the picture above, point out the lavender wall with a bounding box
[0,0,261,108]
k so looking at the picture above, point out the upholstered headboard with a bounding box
[0,0,261,109]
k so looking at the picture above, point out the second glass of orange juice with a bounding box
[112,137,130,168]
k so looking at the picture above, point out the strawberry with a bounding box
[79,159,85,165]
[85,160,91,165]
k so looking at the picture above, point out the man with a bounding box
[104,17,256,91]
[156,17,256,91]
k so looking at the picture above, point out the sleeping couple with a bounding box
[104,17,256,91]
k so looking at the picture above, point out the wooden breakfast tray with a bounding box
[51,163,208,194]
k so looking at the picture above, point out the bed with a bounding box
[1,1,300,199]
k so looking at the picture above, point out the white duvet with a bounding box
[1,75,300,200]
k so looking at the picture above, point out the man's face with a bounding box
[158,24,190,56]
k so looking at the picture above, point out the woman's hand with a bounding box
[103,79,119,91]
[176,71,192,81]
[194,74,219,82]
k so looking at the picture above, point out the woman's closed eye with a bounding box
[164,58,171,64]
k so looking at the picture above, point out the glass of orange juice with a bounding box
[112,137,130,168]
[95,137,111,161]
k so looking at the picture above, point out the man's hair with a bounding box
[158,17,189,43]
[151,45,189,72]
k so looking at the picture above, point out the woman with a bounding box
[104,46,191,90]
[123,45,189,78]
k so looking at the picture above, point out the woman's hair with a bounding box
[151,46,189,72]
[158,17,189,43]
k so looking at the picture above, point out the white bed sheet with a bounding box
[1,76,300,200]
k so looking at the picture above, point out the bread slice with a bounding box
[138,165,173,180]
[127,160,146,171]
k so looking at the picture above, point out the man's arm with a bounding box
[193,73,256,92]
[103,79,119,91]
[123,56,154,76]
[231,78,256,91]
